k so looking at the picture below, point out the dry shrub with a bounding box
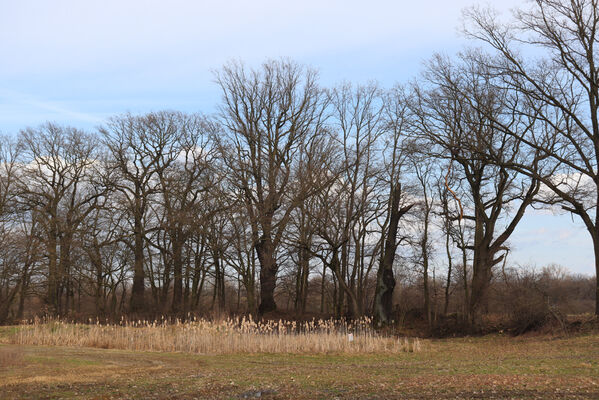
[501,270,551,335]
[0,346,24,367]
[509,299,549,335]
[11,317,423,355]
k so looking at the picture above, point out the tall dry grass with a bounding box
[10,316,422,354]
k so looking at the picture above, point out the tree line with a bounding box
[0,0,597,328]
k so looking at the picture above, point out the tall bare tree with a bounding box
[412,55,540,325]
[216,60,327,314]
[155,114,217,314]
[18,124,104,315]
[374,87,413,325]
[101,112,183,313]
[465,0,599,315]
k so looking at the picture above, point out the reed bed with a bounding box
[10,316,422,354]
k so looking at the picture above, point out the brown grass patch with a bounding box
[0,345,24,367]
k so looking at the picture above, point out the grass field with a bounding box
[1,330,598,399]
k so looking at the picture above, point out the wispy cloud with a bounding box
[0,88,103,127]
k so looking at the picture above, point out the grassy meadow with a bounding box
[1,321,599,399]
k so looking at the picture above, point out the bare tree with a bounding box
[374,87,413,325]
[412,55,540,325]
[155,114,217,314]
[18,124,104,315]
[216,59,327,314]
[101,112,184,313]
[465,0,599,315]
[309,83,387,318]
[0,135,30,323]
[411,154,437,326]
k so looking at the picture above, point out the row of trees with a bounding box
[0,0,597,326]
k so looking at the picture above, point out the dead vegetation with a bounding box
[9,317,422,355]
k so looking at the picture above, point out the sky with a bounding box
[0,0,595,275]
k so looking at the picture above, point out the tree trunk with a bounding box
[256,236,278,315]
[374,183,411,325]
[469,252,492,326]
[592,227,599,316]
[46,221,59,314]
[444,224,453,315]
[469,212,492,326]
[171,234,184,314]
[245,278,256,315]
[330,248,360,318]
[130,215,145,313]
[320,266,326,314]
[423,256,431,326]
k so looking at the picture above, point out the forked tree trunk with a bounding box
[374,184,412,325]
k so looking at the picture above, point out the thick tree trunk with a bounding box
[91,245,105,316]
[593,229,599,317]
[183,258,191,315]
[444,226,453,316]
[171,235,184,314]
[130,215,145,313]
[60,235,73,314]
[423,256,431,326]
[16,264,30,320]
[256,237,278,315]
[469,236,493,327]
[460,236,469,321]
[422,203,431,326]
[468,203,491,326]
[469,256,491,325]
[46,221,59,314]
[374,266,396,325]
[374,184,411,325]
[320,266,326,314]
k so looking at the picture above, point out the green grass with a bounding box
[1,334,598,399]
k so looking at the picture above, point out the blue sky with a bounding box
[0,0,594,275]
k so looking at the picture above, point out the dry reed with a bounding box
[10,316,423,354]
